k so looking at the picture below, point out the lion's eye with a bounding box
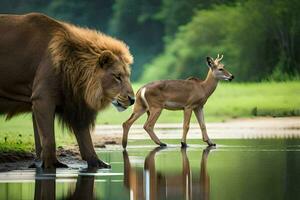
[114,74,122,82]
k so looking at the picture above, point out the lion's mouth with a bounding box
[112,99,127,112]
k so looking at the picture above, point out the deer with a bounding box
[122,55,234,148]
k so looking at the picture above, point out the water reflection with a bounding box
[35,146,210,200]
[34,168,96,200]
[123,146,213,200]
[2,139,299,199]
[34,169,55,200]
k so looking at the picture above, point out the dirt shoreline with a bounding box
[0,147,80,172]
[0,140,118,172]
[93,116,300,140]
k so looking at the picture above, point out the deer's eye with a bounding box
[218,68,224,71]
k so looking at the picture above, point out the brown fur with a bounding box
[48,23,133,110]
[0,13,135,168]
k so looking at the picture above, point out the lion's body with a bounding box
[0,13,134,168]
[0,13,57,115]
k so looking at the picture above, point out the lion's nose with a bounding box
[128,96,135,105]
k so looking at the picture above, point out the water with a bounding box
[0,139,299,200]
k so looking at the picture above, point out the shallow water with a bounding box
[0,139,300,200]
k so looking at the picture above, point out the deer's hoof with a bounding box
[181,142,188,148]
[205,139,216,147]
[159,142,167,147]
[122,141,127,149]
[208,142,216,147]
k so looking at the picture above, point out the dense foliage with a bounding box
[0,0,299,81]
[142,0,300,81]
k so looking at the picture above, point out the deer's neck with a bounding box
[202,69,219,98]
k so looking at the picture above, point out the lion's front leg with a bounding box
[32,113,42,160]
[73,127,111,169]
[32,100,67,168]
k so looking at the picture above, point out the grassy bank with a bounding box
[0,81,299,152]
[0,116,74,153]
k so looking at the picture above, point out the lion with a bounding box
[0,13,135,168]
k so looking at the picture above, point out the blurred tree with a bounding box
[0,0,299,81]
[141,5,239,81]
[253,0,300,79]
[46,0,114,31]
[230,0,300,80]
[0,0,114,32]
[142,0,300,82]
[0,0,49,13]
[109,0,164,80]
[155,0,236,43]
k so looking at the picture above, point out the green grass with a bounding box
[0,115,75,153]
[0,81,299,152]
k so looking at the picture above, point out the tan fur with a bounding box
[122,55,234,148]
[48,23,133,110]
[140,87,149,109]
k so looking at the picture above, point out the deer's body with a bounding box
[140,73,217,111]
[122,55,234,148]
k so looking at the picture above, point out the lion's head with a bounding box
[49,23,135,112]
[85,49,135,111]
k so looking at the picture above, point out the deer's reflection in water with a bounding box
[34,168,96,200]
[123,146,213,200]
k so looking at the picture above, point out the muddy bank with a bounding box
[0,151,34,172]
[0,139,120,172]
[0,147,81,172]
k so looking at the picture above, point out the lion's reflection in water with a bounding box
[34,168,95,200]
[123,146,213,200]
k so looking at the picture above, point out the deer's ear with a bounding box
[206,57,214,68]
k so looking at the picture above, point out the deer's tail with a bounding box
[139,87,149,109]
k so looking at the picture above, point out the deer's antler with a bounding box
[215,54,223,63]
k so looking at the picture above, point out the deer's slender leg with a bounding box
[181,108,192,148]
[143,108,166,146]
[122,108,146,148]
[193,107,216,146]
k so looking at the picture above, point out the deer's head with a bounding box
[206,54,234,81]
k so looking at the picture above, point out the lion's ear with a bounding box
[98,50,116,69]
